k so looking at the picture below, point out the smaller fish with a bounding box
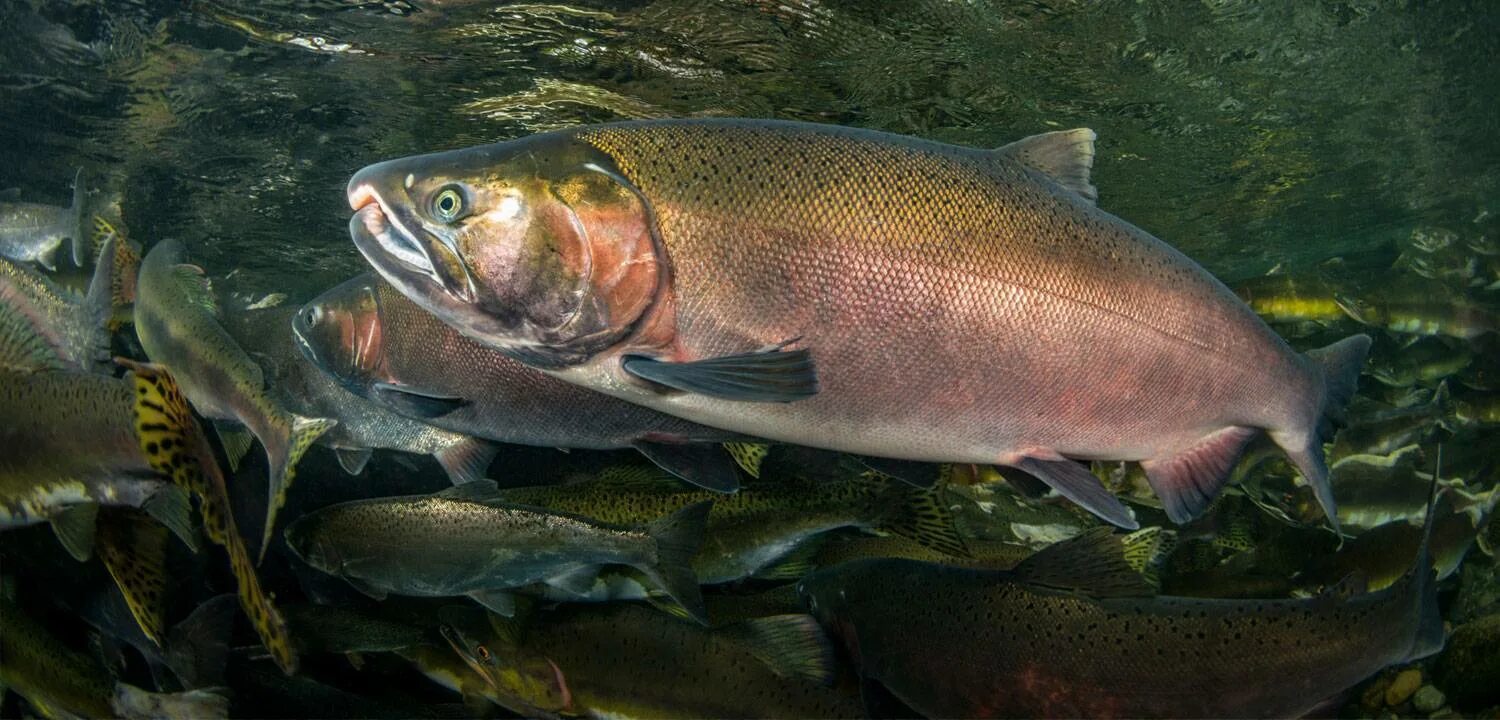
[1330,382,1457,461]
[284,480,712,623]
[441,603,862,719]
[1365,338,1473,388]
[0,580,230,720]
[492,463,967,585]
[133,239,336,561]
[1337,291,1499,340]
[0,168,87,270]
[1454,392,1500,425]
[1295,489,1494,592]
[1233,272,1346,324]
[0,230,119,371]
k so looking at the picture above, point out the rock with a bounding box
[1386,668,1423,707]
[1434,613,1500,710]
[1413,685,1446,714]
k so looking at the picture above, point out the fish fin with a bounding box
[467,589,516,617]
[168,263,219,315]
[1277,334,1372,534]
[859,674,922,720]
[437,478,502,501]
[1010,527,1157,598]
[995,128,1098,204]
[341,576,388,602]
[545,565,603,599]
[51,502,99,562]
[68,168,88,267]
[434,437,499,486]
[78,230,117,369]
[0,301,68,371]
[632,440,741,493]
[96,218,141,315]
[95,509,170,646]
[165,594,236,688]
[621,345,819,403]
[120,358,299,675]
[1140,426,1259,524]
[334,447,373,476]
[752,537,825,581]
[853,455,943,488]
[1011,456,1139,529]
[722,441,769,479]
[640,500,713,625]
[142,485,200,553]
[870,475,970,558]
[1405,447,1447,661]
[259,414,337,565]
[371,381,469,419]
[1120,527,1174,591]
[211,420,253,473]
[723,614,838,686]
[111,684,229,720]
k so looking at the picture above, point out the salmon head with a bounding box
[346,131,663,369]
[440,612,573,717]
[293,274,389,397]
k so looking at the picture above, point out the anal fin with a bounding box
[334,447,374,476]
[211,420,253,473]
[51,502,99,562]
[1140,426,1259,524]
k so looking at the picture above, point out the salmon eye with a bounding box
[431,186,466,222]
[476,645,492,663]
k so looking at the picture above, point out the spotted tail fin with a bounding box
[258,413,337,564]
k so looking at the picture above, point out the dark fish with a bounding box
[133,239,336,559]
[0,231,118,371]
[347,118,1369,530]
[798,518,1443,718]
[283,480,711,622]
[294,274,747,492]
[441,603,862,718]
[224,301,498,485]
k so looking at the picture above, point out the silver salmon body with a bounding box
[346,119,1370,529]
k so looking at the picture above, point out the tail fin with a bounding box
[1279,334,1372,533]
[258,413,336,564]
[67,168,88,268]
[868,475,970,558]
[1405,446,1446,662]
[639,500,713,625]
[120,358,298,675]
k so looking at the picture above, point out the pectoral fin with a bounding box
[51,502,99,562]
[622,345,818,403]
[372,382,468,419]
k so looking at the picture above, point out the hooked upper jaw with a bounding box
[347,167,477,306]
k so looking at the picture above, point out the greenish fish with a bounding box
[133,239,336,560]
[283,480,712,623]
[349,118,1370,531]
[1329,382,1457,462]
[224,301,499,485]
[798,517,1443,718]
[1295,490,1493,592]
[1233,272,1346,324]
[1365,338,1473,388]
[1337,290,1498,340]
[0,580,229,720]
[441,603,862,719]
[492,463,966,585]
[0,168,87,270]
[294,274,747,492]
[0,231,118,371]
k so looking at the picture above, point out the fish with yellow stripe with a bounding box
[133,239,335,562]
[0,230,119,372]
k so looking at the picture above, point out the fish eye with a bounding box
[476,645,492,663]
[431,186,467,222]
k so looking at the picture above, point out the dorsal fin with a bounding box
[1010,527,1156,598]
[169,263,218,315]
[996,128,1098,204]
[723,614,839,686]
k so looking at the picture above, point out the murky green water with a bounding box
[2,1,1498,718]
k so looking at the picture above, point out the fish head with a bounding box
[440,617,573,715]
[796,567,865,665]
[281,512,343,573]
[347,132,662,369]
[294,275,389,397]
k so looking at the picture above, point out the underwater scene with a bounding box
[1,1,1498,718]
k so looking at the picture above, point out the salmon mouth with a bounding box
[348,184,477,305]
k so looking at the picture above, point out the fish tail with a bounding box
[868,475,970,558]
[67,167,88,267]
[1276,334,1373,534]
[258,412,337,564]
[1405,446,1447,661]
[121,358,299,675]
[640,500,713,625]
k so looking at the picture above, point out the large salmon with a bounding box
[345,119,1369,529]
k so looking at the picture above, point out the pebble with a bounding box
[1413,685,1446,714]
[1385,668,1423,706]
